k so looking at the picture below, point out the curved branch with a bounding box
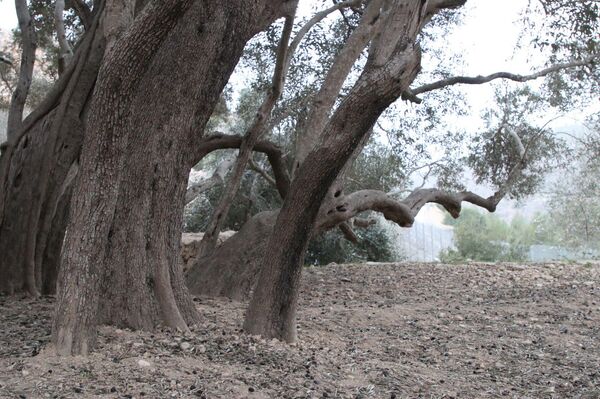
[317,189,415,231]
[405,54,600,103]
[323,123,538,230]
[318,149,530,233]
[317,186,501,236]
[196,133,290,198]
[402,188,497,218]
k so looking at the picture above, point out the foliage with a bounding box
[522,0,600,110]
[0,0,89,109]
[183,1,597,264]
[467,86,568,199]
[345,141,406,194]
[532,116,600,250]
[440,208,535,262]
[0,35,54,109]
[305,220,397,266]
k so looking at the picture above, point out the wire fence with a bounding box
[381,219,455,262]
[382,218,599,263]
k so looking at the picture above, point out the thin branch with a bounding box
[283,0,363,78]
[185,157,235,205]
[405,54,600,104]
[7,0,37,140]
[505,127,526,158]
[249,158,276,187]
[55,0,74,75]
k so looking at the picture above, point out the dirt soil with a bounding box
[1,262,599,399]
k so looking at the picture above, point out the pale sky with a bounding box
[0,0,16,32]
[0,1,535,76]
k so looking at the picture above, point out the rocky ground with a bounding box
[1,262,599,399]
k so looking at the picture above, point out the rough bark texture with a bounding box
[0,10,105,296]
[54,0,197,355]
[53,0,289,355]
[244,1,427,342]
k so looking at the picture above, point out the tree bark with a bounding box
[53,0,290,355]
[0,9,105,296]
[244,1,426,342]
[55,0,74,75]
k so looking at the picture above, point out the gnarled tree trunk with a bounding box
[243,1,428,342]
[53,0,290,355]
[0,9,106,296]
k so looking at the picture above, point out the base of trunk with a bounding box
[243,310,298,343]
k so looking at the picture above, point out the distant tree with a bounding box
[535,116,600,251]
[440,209,535,262]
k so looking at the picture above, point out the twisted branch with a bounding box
[195,133,290,199]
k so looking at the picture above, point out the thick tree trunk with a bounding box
[53,0,289,355]
[244,8,423,341]
[0,14,105,296]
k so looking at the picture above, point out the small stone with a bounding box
[21,370,30,376]
[197,345,206,353]
[137,359,152,368]
[180,342,192,351]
